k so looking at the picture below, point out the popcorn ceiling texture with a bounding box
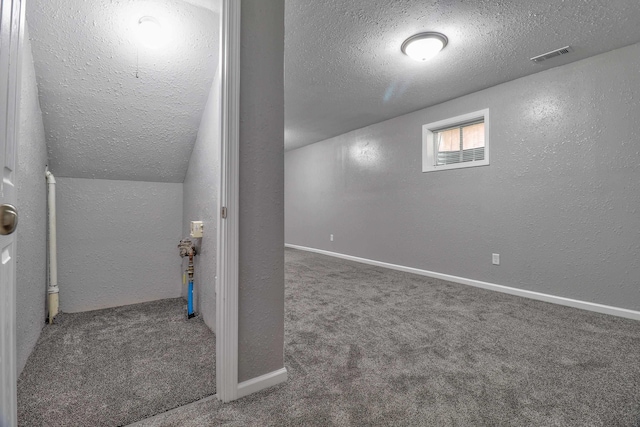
[26,0,218,182]
[285,0,640,150]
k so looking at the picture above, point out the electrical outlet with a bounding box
[330,234,334,242]
[492,253,500,265]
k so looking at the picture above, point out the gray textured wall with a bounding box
[238,0,285,383]
[16,28,48,375]
[285,42,640,312]
[183,71,220,332]
[56,178,183,312]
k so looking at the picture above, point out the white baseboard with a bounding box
[237,367,288,399]
[285,244,640,321]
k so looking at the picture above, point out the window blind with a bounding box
[435,121,485,166]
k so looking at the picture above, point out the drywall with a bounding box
[285,42,640,312]
[238,0,285,383]
[183,70,220,332]
[16,28,48,375]
[55,178,183,312]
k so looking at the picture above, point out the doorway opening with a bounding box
[13,0,224,425]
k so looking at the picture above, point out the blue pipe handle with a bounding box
[188,280,195,318]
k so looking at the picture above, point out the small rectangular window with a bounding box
[422,109,489,172]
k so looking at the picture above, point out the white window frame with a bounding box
[422,108,490,172]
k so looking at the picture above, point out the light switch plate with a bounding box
[190,221,204,238]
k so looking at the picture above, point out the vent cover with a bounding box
[530,46,573,63]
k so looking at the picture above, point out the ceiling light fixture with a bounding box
[137,16,165,49]
[401,32,448,61]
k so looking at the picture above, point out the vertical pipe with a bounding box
[187,251,195,319]
[179,239,196,319]
[188,280,194,319]
[45,168,59,323]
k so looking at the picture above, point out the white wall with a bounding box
[56,178,183,312]
[286,42,640,312]
[183,70,220,332]
[16,28,48,375]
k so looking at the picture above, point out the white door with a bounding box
[0,0,23,425]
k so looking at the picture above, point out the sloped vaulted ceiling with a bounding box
[27,0,219,182]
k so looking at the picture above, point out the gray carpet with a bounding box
[132,248,640,426]
[17,298,216,427]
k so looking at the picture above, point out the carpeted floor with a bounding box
[131,248,640,426]
[17,298,216,427]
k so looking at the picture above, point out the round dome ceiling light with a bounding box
[137,16,165,49]
[401,32,448,61]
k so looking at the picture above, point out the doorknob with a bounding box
[0,204,18,235]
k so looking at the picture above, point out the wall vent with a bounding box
[530,46,573,63]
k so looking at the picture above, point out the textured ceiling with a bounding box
[27,0,218,182]
[285,0,640,151]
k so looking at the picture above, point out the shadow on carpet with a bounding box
[132,248,640,426]
[17,298,215,427]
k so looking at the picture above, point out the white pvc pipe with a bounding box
[45,168,58,323]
